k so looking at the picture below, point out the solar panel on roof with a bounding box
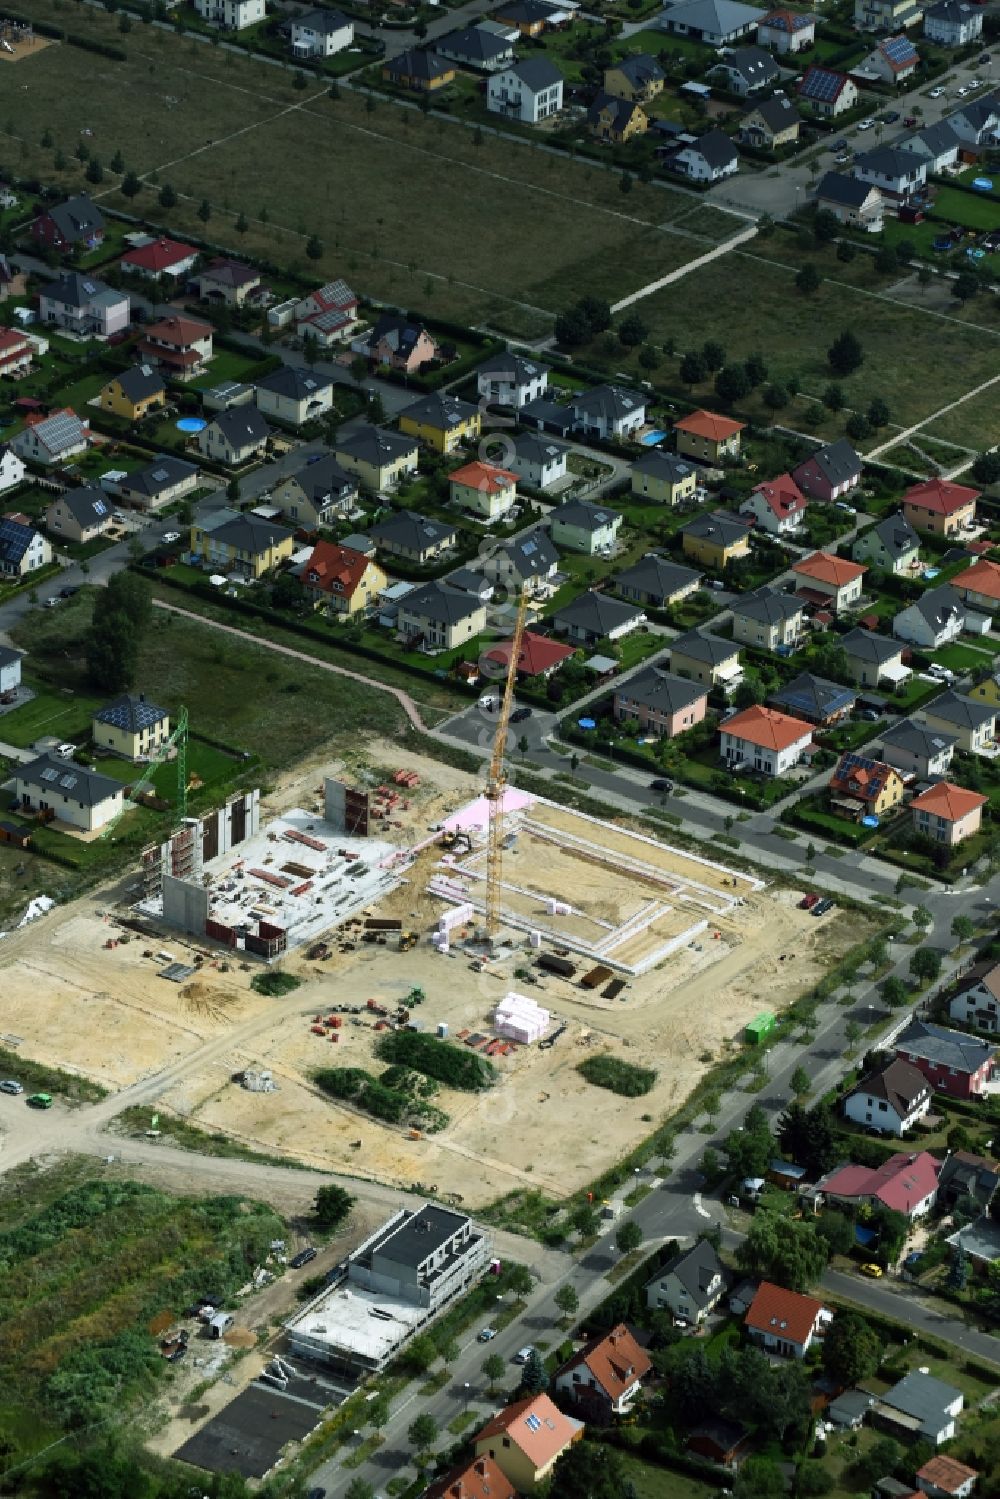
[525,1414,541,1432]
[802,69,841,101]
[40,767,59,782]
[94,499,107,515]
[60,774,77,789]
[151,468,169,482]
[882,35,916,59]
[523,539,537,555]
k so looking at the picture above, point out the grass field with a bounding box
[931,186,1000,232]
[922,383,1000,449]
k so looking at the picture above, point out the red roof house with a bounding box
[741,472,807,535]
[553,1322,652,1417]
[719,704,814,776]
[0,327,32,378]
[916,1454,979,1499]
[424,1455,517,1499]
[120,236,198,280]
[139,314,214,379]
[792,550,867,612]
[817,1150,941,1219]
[902,479,979,538]
[673,408,745,461]
[744,1281,828,1358]
[474,1393,584,1490]
[951,558,1000,614]
[301,539,385,614]
[484,629,575,679]
[911,780,988,847]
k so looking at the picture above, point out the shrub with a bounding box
[375,1030,498,1091]
[250,971,301,997]
[578,1054,658,1097]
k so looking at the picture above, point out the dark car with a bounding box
[510,706,532,723]
[290,1246,318,1269]
[884,110,900,123]
[649,778,674,793]
[831,137,849,150]
[979,53,991,63]
[306,1489,326,1499]
[59,586,78,599]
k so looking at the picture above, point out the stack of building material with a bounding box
[494,991,550,1044]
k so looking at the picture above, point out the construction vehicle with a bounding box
[399,930,418,952]
[485,588,529,939]
[406,985,426,1006]
[438,829,472,855]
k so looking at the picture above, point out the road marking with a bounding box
[693,1192,710,1219]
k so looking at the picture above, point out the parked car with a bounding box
[856,708,880,722]
[859,1262,883,1278]
[162,531,181,544]
[929,86,945,98]
[289,1246,317,1269]
[0,1080,23,1095]
[513,1345,535,1364]
[883,110,900,123]
[857,118,876,130]
[979,53,991,64]
[510,706,532,723]
[799,893,820,910]
[55,743,76,759]
[831,137,849,150]
[835,152,852,164]
[26,1093,53,1109]
[44,596,61,608]
[812,898,835,917]
[649,778,674,793]
[478,1327,497,1342]
[59,586,78,599]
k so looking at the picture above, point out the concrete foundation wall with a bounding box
[162,873,210,935]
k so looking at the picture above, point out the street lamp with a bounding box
[464,1381,471,1413]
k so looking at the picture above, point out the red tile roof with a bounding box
[903,478,980,516]
[722,704,813,752]
[0,328,30,354]
[745,1281,825,1347]
[142,313,213,346]
[819,1150,941,1215]
[952,557,1000,602]
[424,1455,517,1499]
[829,753,899,803]
[484,630,575,677]
[916,1455,979,1494]
[475,1394,582,1471]
[793,550,866,587]
[557,1323,652,1402]
[302,540,373,599]
[449,460,518,494]
[120,236,197,272]
[911,780,988,821]
[674,408,745,441]
[752,472,806,520]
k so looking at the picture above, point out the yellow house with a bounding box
[603,54,665,104]
[901,479,980,539]
[681,509,751,569]
[589,91,648,142]
[399,392,481,454]
[631,449,699,505]
[829,753,904,819]
[970,673,1000,711]
[301,540,387,616]
[474,1394,583,1492]
[91,692,170,761]
[98,362,167,422]
[189,511,295,579]
[383,48,456,91]
[669,627,743,688]
[335,425,419,494]
[739,95,801,149]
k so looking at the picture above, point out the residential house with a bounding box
[744,1282,828,1359]
[504,433,567,490]
[947,961,1000,1034]
[951,558,1000,615]
[768,672,856,726]
[14,753,124,834]
[920,690,996,754]
[0,645,22,695]
[916,1456,979,1499]
[0,446,26,495]
[335,426,419,493]
[852,512,920,575]
[945,1216,1000,1274]
[193,0,265,27]
[971,671,1000,711]
[254,367,333,426]
[0,327,34,379]
[720,704,813,775]
[614,667,708,737]
[399,393,481,454]
[841,626,907,687]
[879,717,956,779]
[368,313,438,375]
[117,455,199,512]
[397,580,488,651]
[449,460,518,521]
[32,194,104,254]
[674,409,745,463]
[301,540,387,616]
[487,59,564,122]
[38,272,130,338]
[119,236,198,281]
[603,53,666,103]
[631,449,699,505]
[670,628,742,689]
[476,352,549,411]
[937,1146,1000,1209]
[437,23,516,71]
[92,693,170,761]
[424,1456,516,1499]
[843,1058,933,1136]
[271,457,357,529]
[197,257,262,308]
[681,510,751,569]
[518,395,578,440]
[814,171,884,230]
[570,384,646,441]
[731,588,806,652]
[707,44,780,94]
[0,515,52,577]
[98,363,167,423]
[368,509,456,565]
[549,500,622,556]
[290,7,354,57]
[924,0,983,43]
[481,530,559,596]
[900,119,961,173]
[894,1018,998,1099]
[659,0,767,46]
[196,407,271,467]
[893,583,966,649]
[948,92,1000,149]
[672,129,740,182]
[11,409,89,467]
[819,1150,941,1219]
[687,1420,752,1467]
[190,511,295,578]
[382,49,456,91]
[793,440,863,504]
[853,144,926,200]
[552,590,646,645]
[553,1323,652,1418]
[492,0,566,36]
[902,478,979,538]
[875,1372,964,1447]
[911,780,988,846]
[615,554,701,609]
[854,0,922,30]
[792,551,866,612]
[588,91,649,142]
[739,92,802,148]
[644,1239,728,1323]
[293,278,359,346]
[828,751,904,819]
[757,7,816,50]
[138,314,214,379]
[862,34,920,85]
[45,485,113,544]
[483,630,576,681]
[798,66,859,117]
[741,473,807,534]
[473,1393,583,1492]
[0,254,28,303]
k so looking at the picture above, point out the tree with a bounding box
[548,1440,637,1499]
[813,208,840,243]
[734,1456,786,1499]
[952,269,980,302]
[157,180,177,209]
[197,198,211,223]
[779,1100,837,1177]
[715,364,750,403]
[737,1210,829,1292]
[828,329,863,376]
[952,914,975,945]
[619,170,633,195]
[845,1019,862,1055]
[724,1102,773,1179]
[554,306,591,348]
[312,1184,353,1231]
[554,1284,579,1321]
[402,1334,436,1373]
[226,475,241,506]
[615,1220,642,1255]
[702,340,726,371]
[638,345,659,371]
[235,211,248,235]
[796,263,821,295]
[836,239,857,263]
[680,350,707,386]
[110,148,125,174]
[910,946,942,984]
[744,350,768,388]
[293,69,308,91]
[519,1347,548,1396]
[763,383,788,410]
[867,398,890,429]
[875,244,898,276]
[790,1065,811,1099]
[948,1242,969,1291]
[85,156,104,184]
[408,1413,437,1452]
[797,1464,835,1497]
[120,171,142,199]
[822,1310,881,1386]
[823,382,844,411]
[345,1481,374,1499]
[972,451,1000,486]
[306,234,324,261]
[815,1209,855,1257]
[482,1351,505,1392]
[85,613,137,695]
[618,312,648,347]
[507,1262,533,1297]
[880,975,910,1009]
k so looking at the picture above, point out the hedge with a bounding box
[375,1030,498,1091]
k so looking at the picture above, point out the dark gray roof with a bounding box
[925,0,975,19]
[287,455,356,505]
[437,23,513,63]
[686,129,739,169]
[293,6,352,33]
[816,171,878,208]
[55,485,111,527]
[0,645,23,670]
[746,93,800,132]
[549,499,622,533]
[336,425,417,466]
[571,383,645,424]
[769,671,856,718]
[711,44,779,83]
[648,1239,726,1310]
[205,512,295,553]
[115,363,165,402]
[880,717,956,757]
[385,48,451,80]
[828,1389,875,1425]
[123,455,198,498]
[903,119,961,157]
[371,312,433,360]
[477,351,550,384]
[806,440,862,488]
[898,582,965,632]
[255,365,332,401]
[847,1058,930,1115]
[732,586,804,627]
[369,508,455,551]
[896,1018,998,1075]
[882,1370,962,1424]
[519,395,575,434]
[841,626,902,664]
[40,270,121,310]
[632,449,697,484]
[938,1150,1000,1205]
[553,589,645,634]
[399,580,484,626]
[200,256,258,288]
[209,406,271,446]
[491,530,559,578]
[612,53,665,87]
[854,145,924,177]
[589,90,646,132]
[615,553,701,599]
[376,1205,470,1266]
[683,509,750,546]
[661,0,767,33]
[43,194,104,244]
[923,688,996,730]
[617,665,707,716]
[94,692,169,733]
[671,628,738,665]
[400,392,479,428]
[17,752,122,808]
[505,57,563,90]
[857,512,919,561]
[510,432,568,465]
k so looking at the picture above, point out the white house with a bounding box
[948,93,1000,148]
[707,44,779,95]
[893,583,966,649]
[862,33,919,85]
[947,961,1000,1035]
[38,272,130,339]
[924,0,982,45]
[290,7,354,57]
[0,445,26,495]
[11,409,89,467]
[0,517,51,578]
[503,433,568,490]
[900,120,962,173]
[740,473,806,535]
[877,1373,964,1447]
[487,59,564,123]
[0,645,21,695]
[757,7,816,51]
[719,704,813,776]
[197,408,271,467]
[853,145,927,200]
[570,384,645,440]
[660,0,767,47]
[744,1282,829,1360]
[254,366,333,426]
[193,0,265,28]
[553,1325,652,1418]
[548,500,622,556]
[672,129,739,181]
[644,1240,727,1323]
[476,352,549,410]
[14,753,125,833]
[843,1058,933,1137]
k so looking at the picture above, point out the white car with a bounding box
[55,743,76,759]
[513,1346,535,1364]
[929,86,945,98]
[162,531,181,543]
[857,118,875,130]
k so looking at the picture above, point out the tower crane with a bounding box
[485,589,529,939]
[99,706,190,840]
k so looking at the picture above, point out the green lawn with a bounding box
[619,1453,719,1499]
[189,348,268,390]
[932,185,1000,232]
[0,684,103,748]
[929,640,996,672]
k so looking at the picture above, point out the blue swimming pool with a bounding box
[641,429,668,446]
[176,416,207,433]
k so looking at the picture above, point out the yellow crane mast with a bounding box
[485,588,529,939]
